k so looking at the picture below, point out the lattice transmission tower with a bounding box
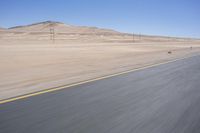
[49,24,55,43]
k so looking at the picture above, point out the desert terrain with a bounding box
[0,21,200,100]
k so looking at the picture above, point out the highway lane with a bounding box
[0,55,200,133]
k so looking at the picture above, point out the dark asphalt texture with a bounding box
[1,55,200,133]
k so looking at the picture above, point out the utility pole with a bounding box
[132,33,135,43]
[50,24,55,43]
[139,33,141,42]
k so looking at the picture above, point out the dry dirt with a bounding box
[0,21,200,100]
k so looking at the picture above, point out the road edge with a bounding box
[0,53,199,105]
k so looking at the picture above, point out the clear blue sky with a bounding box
[0,0,199,38]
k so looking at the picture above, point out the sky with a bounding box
[0,0,200,38]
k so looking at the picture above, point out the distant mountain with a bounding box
[1,21,195,42]
[8,21,120,35]
[0,27,7,31]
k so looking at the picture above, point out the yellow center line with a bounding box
[0,54,199,105]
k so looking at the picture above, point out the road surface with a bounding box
[1,55,200,133]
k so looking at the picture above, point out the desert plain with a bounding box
[0,21,200,100]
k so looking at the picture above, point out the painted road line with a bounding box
[0,54,199,105]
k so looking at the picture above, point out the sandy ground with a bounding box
[0,38,200,100]
[0,22,200,100]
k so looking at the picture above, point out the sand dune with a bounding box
[0,21,200,100]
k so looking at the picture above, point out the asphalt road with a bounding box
[1,55,200,133]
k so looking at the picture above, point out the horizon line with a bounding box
[1,20,200,40]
